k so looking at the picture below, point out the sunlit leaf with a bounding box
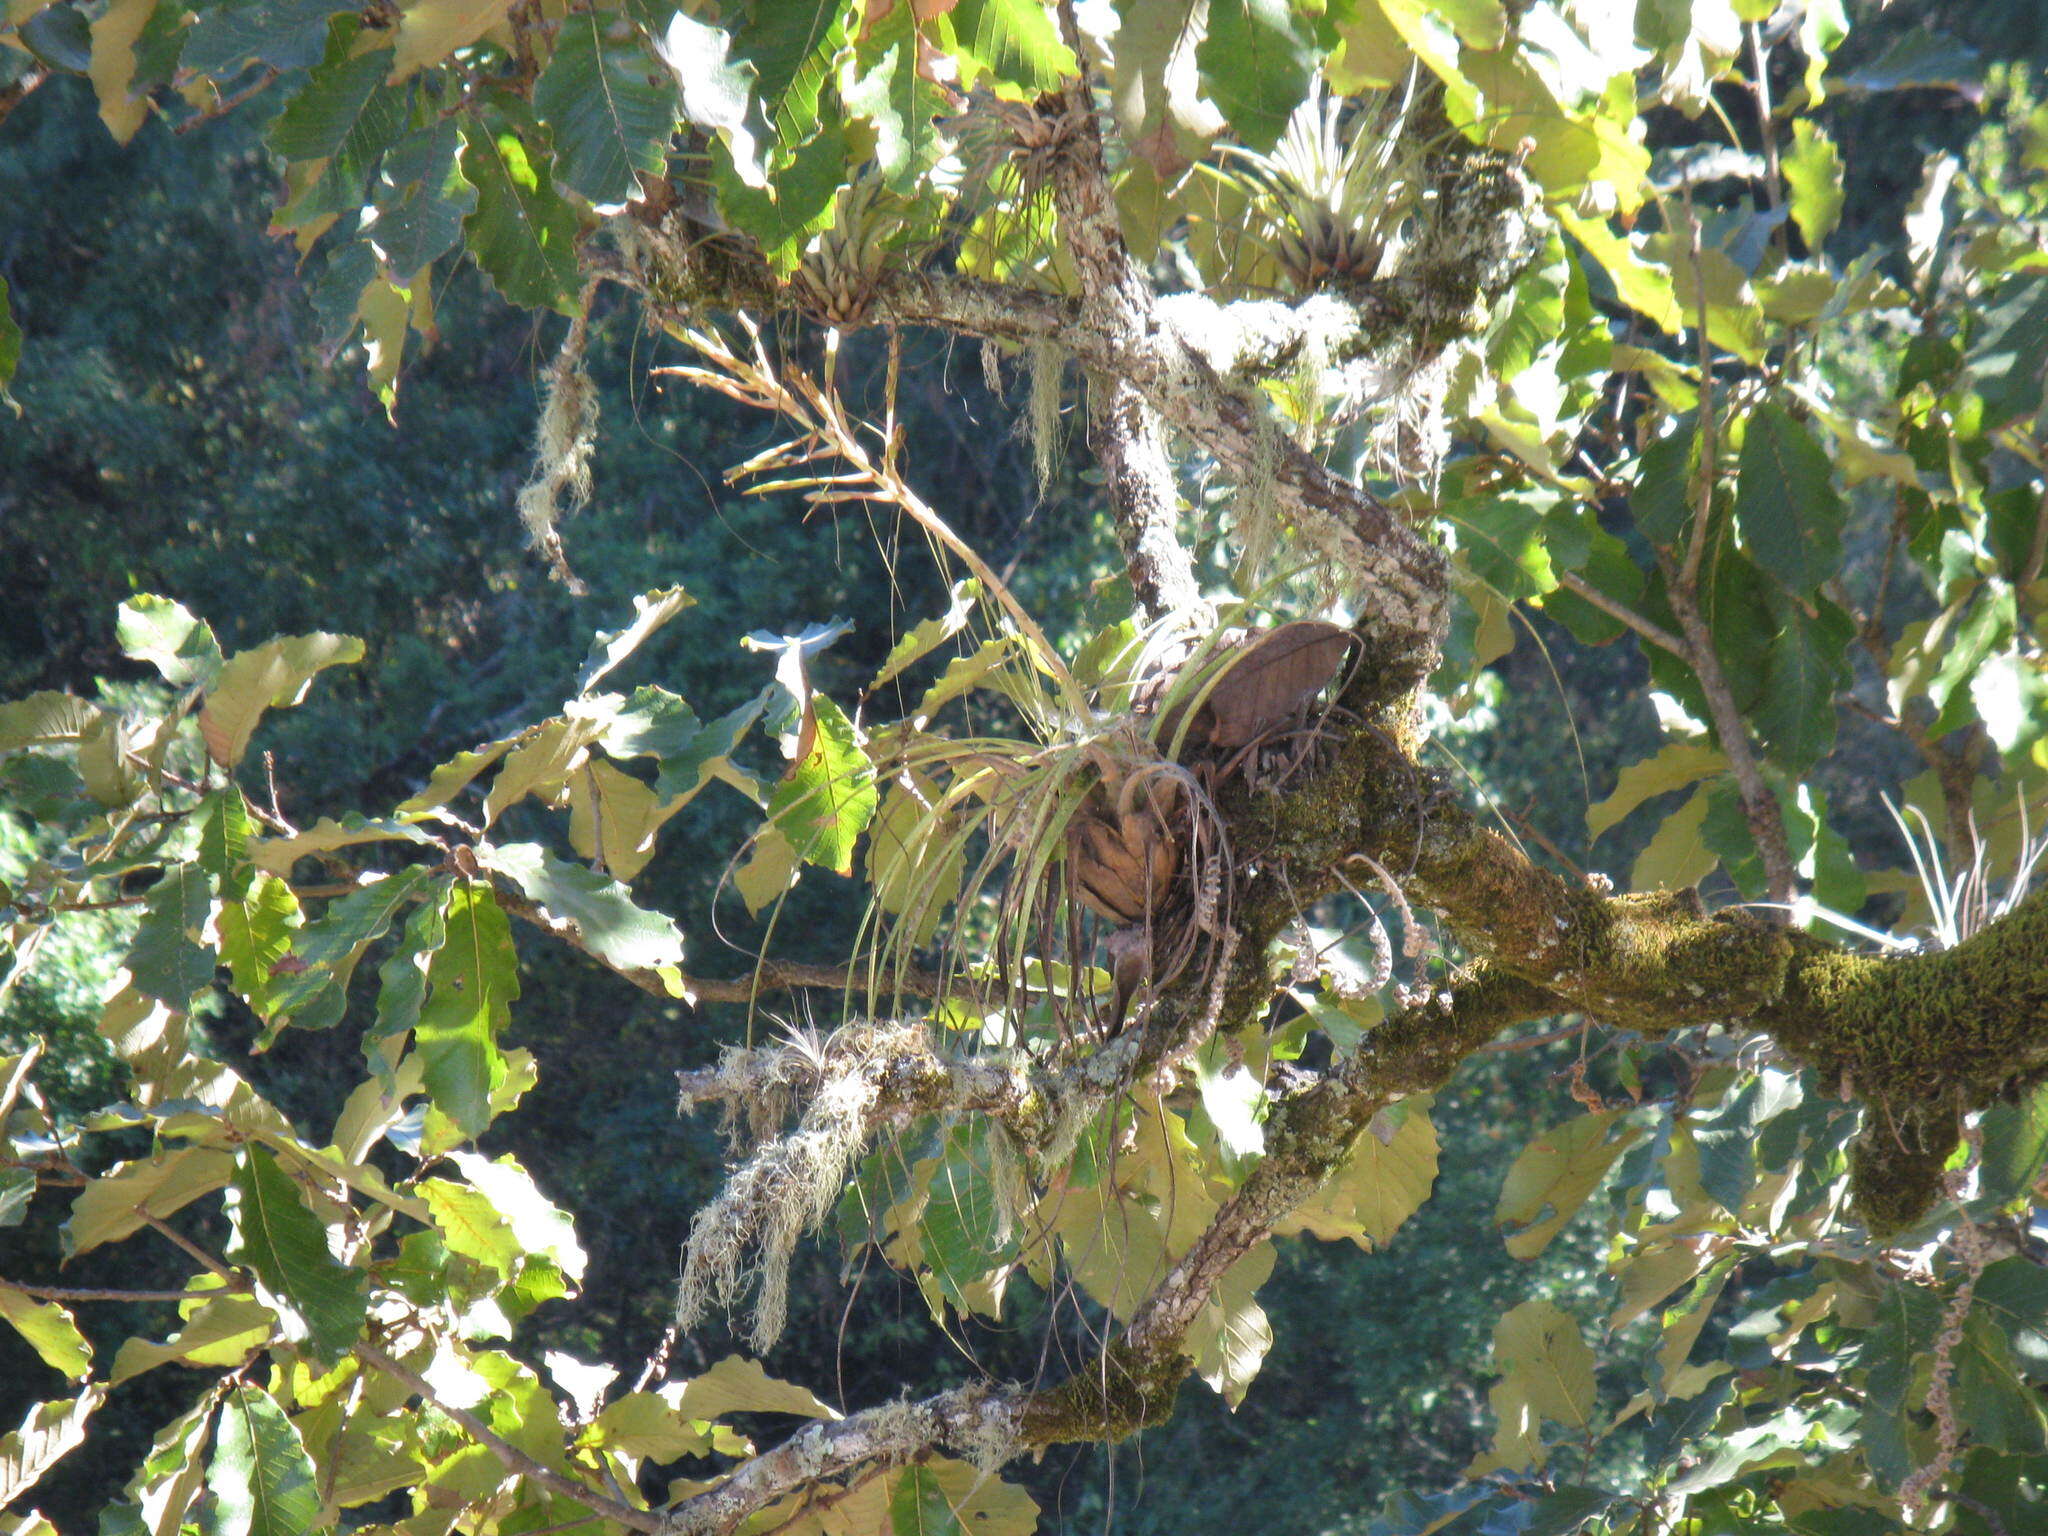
[225,1144,367,1360]
[413,880,516,1137]
[199,632,365,769]
[206,1386,320,1536]
[0,1290,90,1381]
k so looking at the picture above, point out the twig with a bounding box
[1555,571,1687,657]
[0,1281,226,1303]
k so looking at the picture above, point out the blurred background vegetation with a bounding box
[3,0,2043,1528]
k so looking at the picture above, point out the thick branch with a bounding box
[657,1386,1024,1536]
[658,962,1558,1533]
[1037,55,1201,620]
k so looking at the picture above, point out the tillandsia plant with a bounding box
[3,1,2048,1534]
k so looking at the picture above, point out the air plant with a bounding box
[1885,795,2046,950]
[1205,74,1422,296]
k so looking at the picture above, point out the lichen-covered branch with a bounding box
[655,962,1559,1532]
[1038,51,1201,621]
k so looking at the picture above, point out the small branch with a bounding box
[1746,25,1784,221]
[174,67,281,133]
[1663,567,1798,909]
[0,1280,224,1304]
[1555,571,1687,657]
[139,1212,242,1284]
[357,1342,660,1534]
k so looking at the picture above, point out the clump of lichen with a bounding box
[676,1021,931,1350]
[516,305,598,595]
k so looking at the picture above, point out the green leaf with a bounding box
[712,107,848,270]
[482,842,686,974]
[414,881,517,1138]
[199,632,365,769]
[845,1,956,191]
[446,1149,586,1282]
[1630,418,1697,547]
[125,863,215,1008]
[947,0,1076,99]
[652,691,768,803]
[367,887,448,1054]
[206,1386,321,1536]
[1497,1111,1641,1260]
[267,865,438,1032]
[63,1147,235,1258]
[919,1125,1017,1310]
[225,1145,366,1361]
[767,694,876,875]
[1196,0,1313,152]
[0,1289,91,1381]
[1734,401,1847,594]
[1277,1102,1440,1249]
[1751,592,1852,771]
[1784,119,1844,249]
[0,1387,106,1507]
[1443,494,1558,601]
[732,0,849,149]
[671,1355,838,1420]
[0,1167,32,1228]
[267,34,392,161]
[107,1397,213,1536]
[116,596,222,687]
[1492,1298,1597,1429]
[248,814,434,876]
[1630,787,1719,892]
[1977,1087,2048,1211]
[534,13,677,208]
[17,4,94,73]
[0,691,102,755]
[199,786,255,899]
[871,580,980,691]
[179,0,334,73]
[1967,274,2048,429]
[418,1177,521,1273]
[577,585,694,693]
[218,874,304,1019]
[370,119,476,274]
[890,1464,959,1535]
[459,124,582,316]
[600,685,702,760]
[1587,741,1727,838]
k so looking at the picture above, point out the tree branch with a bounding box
[618,222,1480,684]
[1034,34,1202,621]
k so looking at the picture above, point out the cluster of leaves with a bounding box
[0,591,1056,1535]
